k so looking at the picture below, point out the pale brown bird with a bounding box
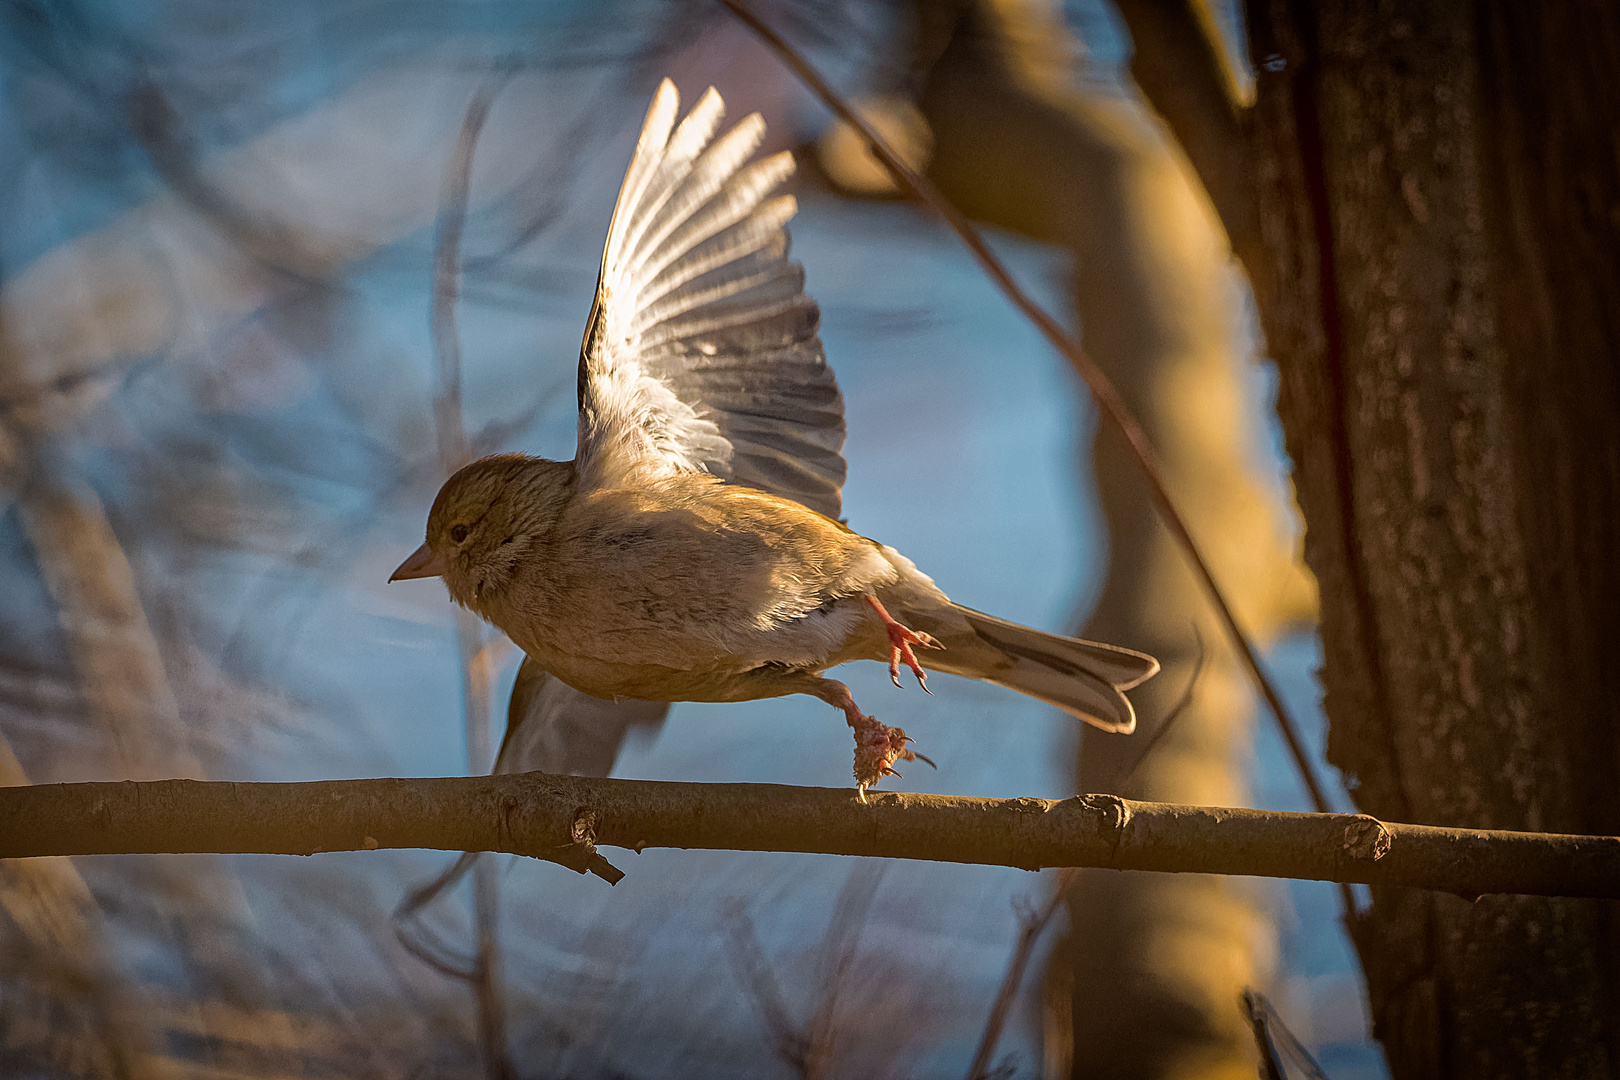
[392,80,1158,795]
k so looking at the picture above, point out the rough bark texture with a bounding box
[1241,1,1620,1074]
[1478,10,1620,1073]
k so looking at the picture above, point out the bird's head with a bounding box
[389,453,575,610]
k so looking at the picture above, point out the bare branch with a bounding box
[723,902,813,1073]
[424,70,518,1080]
[965,868,1078,1080]
[717,0,1337,819]
[3,773,1618,899]
[1111,624,1206,791]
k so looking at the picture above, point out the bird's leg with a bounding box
[808,676,921,801]
[863,594,944,693]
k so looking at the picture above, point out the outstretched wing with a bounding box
[574,79,846,520]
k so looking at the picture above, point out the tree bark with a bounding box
[1236,1,1620,1074]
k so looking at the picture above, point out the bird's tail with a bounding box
[921,605,1159,733]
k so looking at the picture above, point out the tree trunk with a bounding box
[1242,1,1620,1074]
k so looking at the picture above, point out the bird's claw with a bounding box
[886,627,941,692]
[845,707,922,793]
[866,595,942,693]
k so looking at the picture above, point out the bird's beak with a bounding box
[389,543,447,582]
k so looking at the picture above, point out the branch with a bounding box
[431,66,515,477]
[3,774,1617,899]
[966,868,1078,1080]
[428,71,517,1080]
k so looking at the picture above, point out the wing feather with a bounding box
[632,265,780,334]
[638,152,794,283]
[460,92,851,878]
[639,206,794,310]
[602,81,681,265]
[576,80,847,520]
[615,89,726,264]
[626,118,767,278]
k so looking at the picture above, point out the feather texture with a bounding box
[576,80,846,520]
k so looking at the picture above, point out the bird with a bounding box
[391,79,1159,797]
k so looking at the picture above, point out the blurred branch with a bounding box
[1111,0,1259,259]
[718,0,1336,819]
[129,79,334,284]
[393,851,483,979]
[426,70,517,1080]
[0,734,181,1080]
[432,67,515,476]
[723,861,885,1078]
[723,903,814,1073]
[965,868,1078,1080]
[5,773,1619,899]
[16,471,199,778]
[15,466,270,1015]
[805,860,883,1073]
[1109,623,1206,791]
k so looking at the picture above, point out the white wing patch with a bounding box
[575,80,847,519]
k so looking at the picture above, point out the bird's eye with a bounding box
[450,524,470,544]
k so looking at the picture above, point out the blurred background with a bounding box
[0,1,1383,1076]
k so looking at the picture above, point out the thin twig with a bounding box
[806,861,885,1075]
[724,861,886,1079]
[1247,993,1289,1080]
[1112,624,1206,791]
[423,68,517,1080]
[723,901,812,1073]
[432,64,517,476]
[966,868,1080,1080]
[717,0,1336,821]
[393,852,481,980]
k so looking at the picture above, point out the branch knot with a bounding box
[1342,815,1392,861]
[541,806,625,885]
[1078,793,1131,835]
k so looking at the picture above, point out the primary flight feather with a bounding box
[392,80,1158,794]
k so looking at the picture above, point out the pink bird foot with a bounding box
[820,679,930,800]
[864,595,944,692]
[848,711,919,801]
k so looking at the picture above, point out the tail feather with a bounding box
[922,605,1159,734]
